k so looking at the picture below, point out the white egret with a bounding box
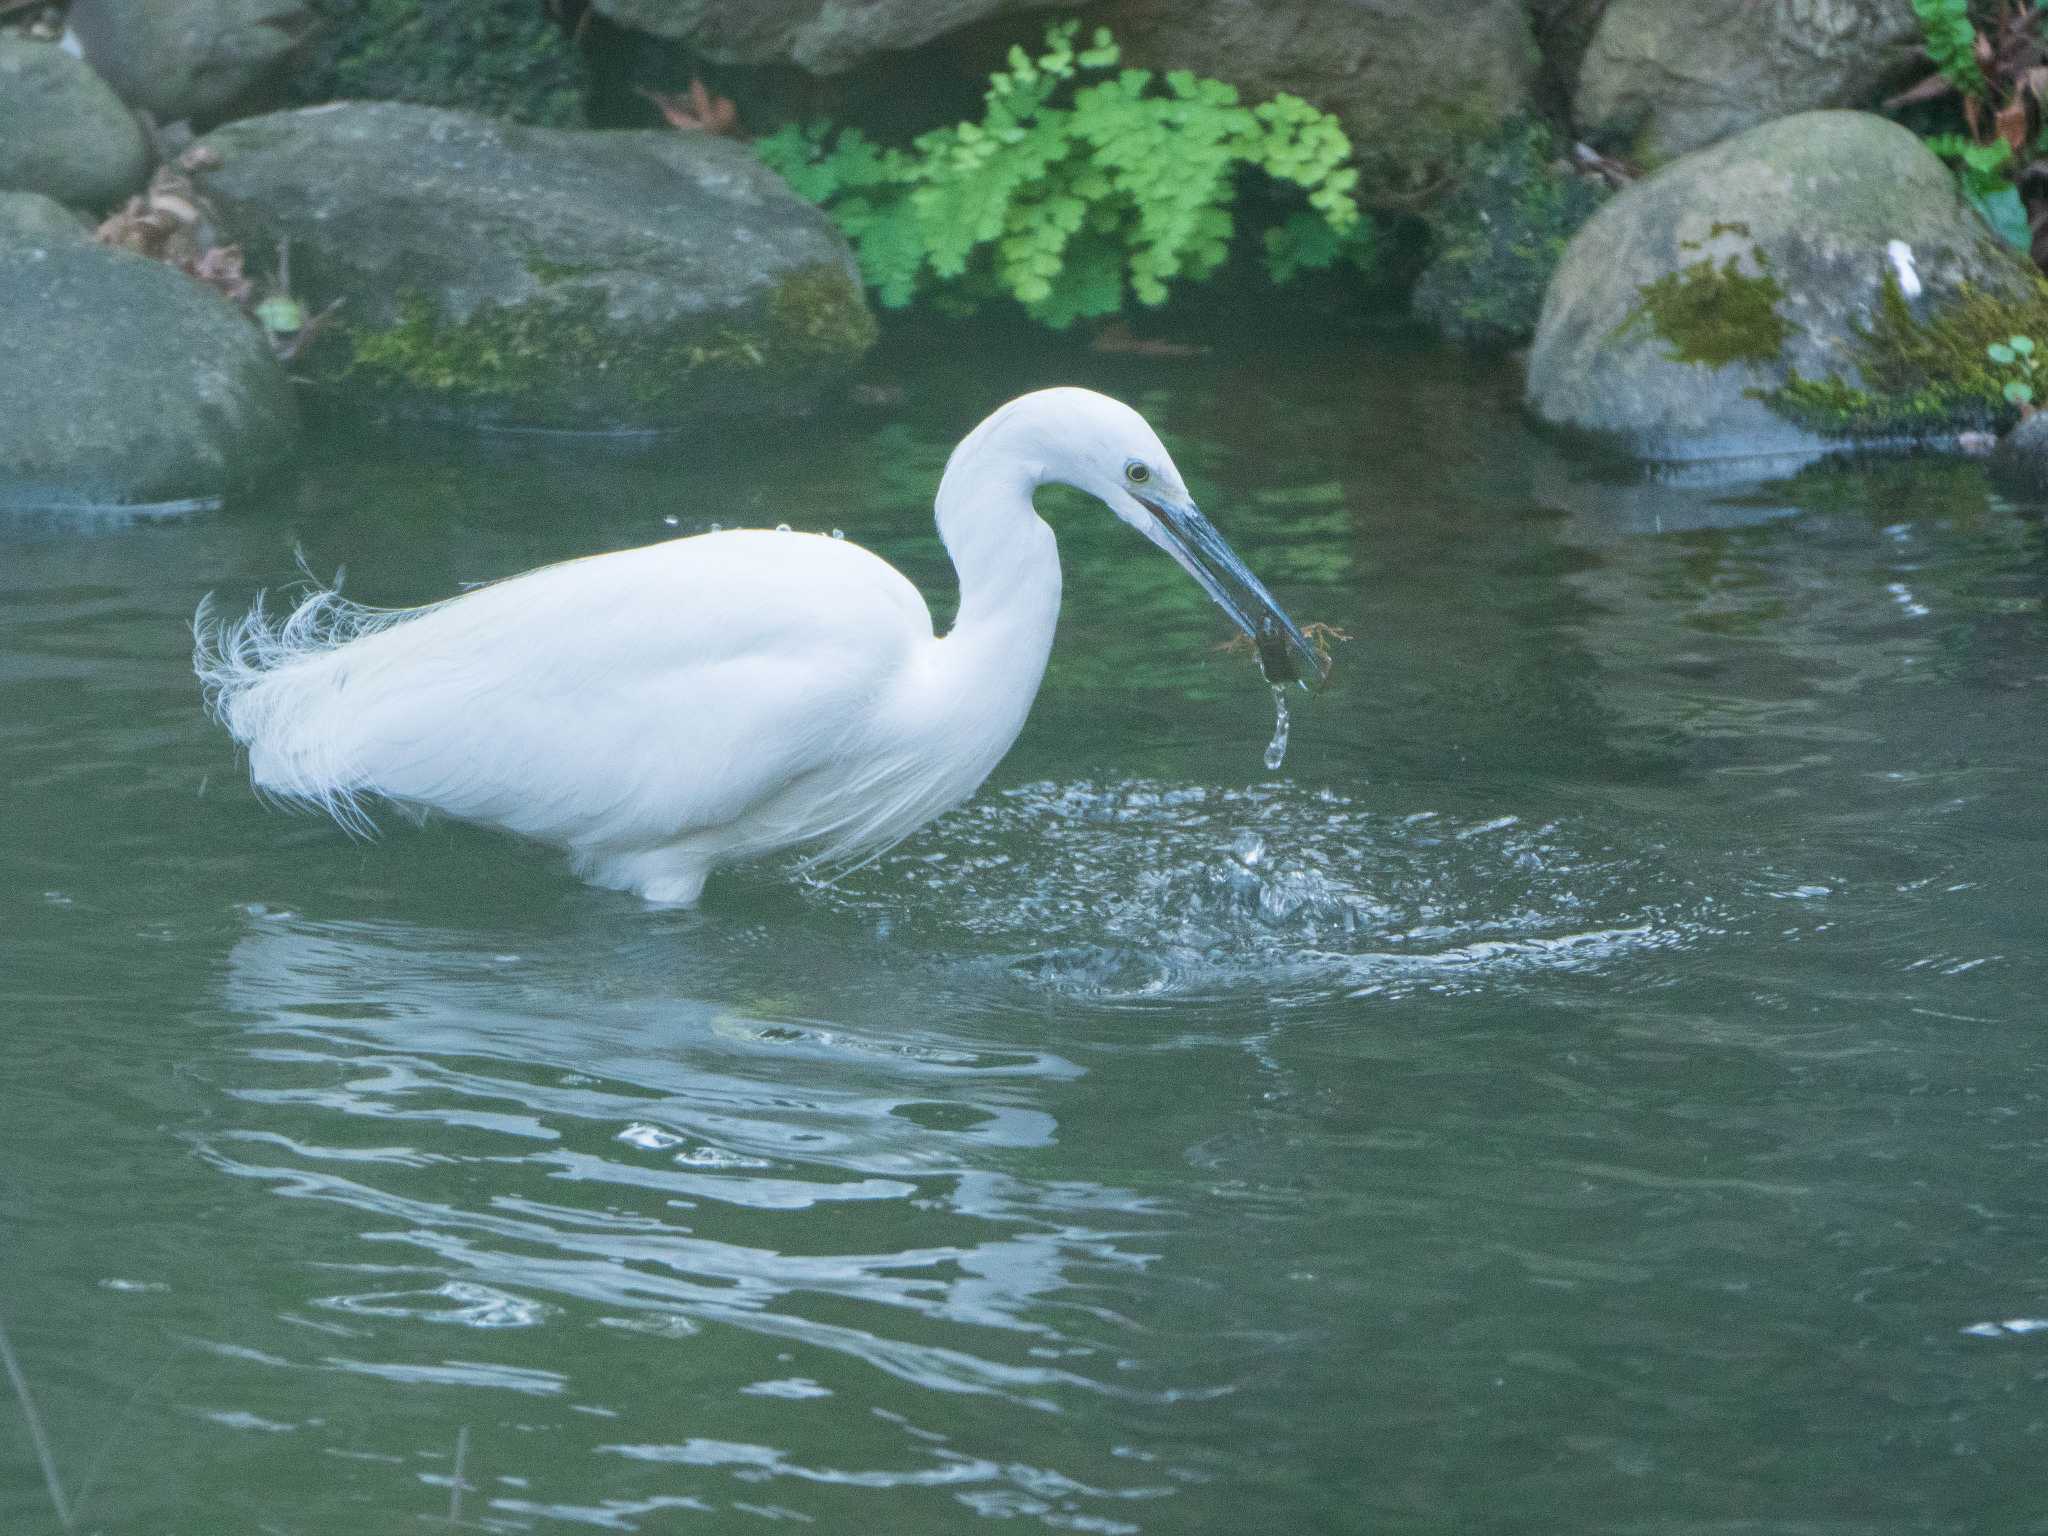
[195,387,1328,904]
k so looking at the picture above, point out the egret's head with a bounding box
[982,387,1330,689]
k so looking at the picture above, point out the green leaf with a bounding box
[2011,335,2036,356]
[1989,341,2018,364]
[1911,0,1988,98]
[255,295,304,332]
[1969,184,2031,250]
[2004,378,2034,405]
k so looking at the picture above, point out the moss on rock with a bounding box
[1412,116,1610,348]
[767,263,880,365]
[1766,276,2048,438]
[290,0,585,125]
[1620,235,1789,368]
[335,263,876,426]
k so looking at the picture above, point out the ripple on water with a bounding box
[199,910,1169,1425]
[853,780,1725,1002]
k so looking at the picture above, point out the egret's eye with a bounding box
[1125,460,1152,485]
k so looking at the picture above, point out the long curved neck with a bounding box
[934,451,1061,652]
[922,447,1063,782]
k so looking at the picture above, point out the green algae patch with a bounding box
[1621,247,1789,368]
[331,263,876,428]
[1765,275,2048,439]
[768,264,880,366]
[342,290,592,400]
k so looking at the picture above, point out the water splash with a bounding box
[850,781,1733,1002]
[1263,686,1291,771]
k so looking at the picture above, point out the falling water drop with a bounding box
[1264,685,1291,771]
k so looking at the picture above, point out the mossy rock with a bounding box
[289,0,586,126]
[1526,111,2041,464]
[1412,116,1610,349]
[196,103,876,430]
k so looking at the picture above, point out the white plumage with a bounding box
[196,388,1324,904]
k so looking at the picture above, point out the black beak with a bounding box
[1136,492,1330,689]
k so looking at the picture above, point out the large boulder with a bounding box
[589,0,1080,73]
[1574,0,1921,164]
[1101,0,1541,202]
[0,36,149,210]
[192,103,877,430]
[68,0,312,128]
[0,240,298,509]
[1526,111,2041,464]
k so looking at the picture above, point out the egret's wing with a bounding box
[204,531,935,850]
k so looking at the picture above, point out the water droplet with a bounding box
[775,522,792,533]
[662,514,679,526]
[830,528,845,539]
[708,522,722,533]
[1263,685,1291,771]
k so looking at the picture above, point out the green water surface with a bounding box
[3,342,2046,1533]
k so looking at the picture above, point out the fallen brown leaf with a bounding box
[638,79,739,136]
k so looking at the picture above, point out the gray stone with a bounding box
[0,191,94,246]
[194,103,877,430]
[0,36,149,209]
[1575,0,1921,164]
[69,0,312,127]
[1100,0,1541,203]
[590,0,1081,73]
[1990,411,2048,497]
[0,239,298,508]
[1526,111,2037,464]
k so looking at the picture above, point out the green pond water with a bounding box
[3,340,2046,1534]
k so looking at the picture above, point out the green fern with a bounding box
[1911,0,1988,100]
[754,21,1370,326]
